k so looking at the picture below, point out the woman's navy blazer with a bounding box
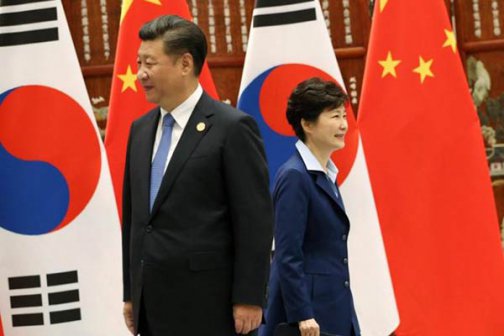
[261,150,360,336]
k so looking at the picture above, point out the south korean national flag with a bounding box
[0,1,127,335]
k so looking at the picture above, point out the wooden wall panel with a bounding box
[211,65,244,104]
[62,0,119,132]
[453,0,504,235]
[455,0,504,44]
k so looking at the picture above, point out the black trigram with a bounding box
[253,0,316,28]
[0,0,59,47]
[8,270,81,327]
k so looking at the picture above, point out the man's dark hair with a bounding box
[139,15,207,76]
[286,77,348,142]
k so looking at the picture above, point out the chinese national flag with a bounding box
[358,1,504,335]
[105,0,218,217]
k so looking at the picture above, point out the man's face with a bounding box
[137,38,183,108]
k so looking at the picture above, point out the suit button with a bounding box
[343,258,348,264]
[344,280,350,288]
[342,234,347,241]
[145,225,153,233]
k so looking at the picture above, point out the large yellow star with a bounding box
[120,0,163,24]
[380,0,389,12]
[413,56,434,83]
[378,51,401,78]
[442,29,457,53]
[118,65,138,92]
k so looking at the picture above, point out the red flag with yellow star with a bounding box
[358,1,504,334]
[105,0,218,216]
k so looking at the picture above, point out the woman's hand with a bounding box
[299,318,320,336]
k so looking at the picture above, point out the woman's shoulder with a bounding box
[273,153,311,188]
[277,153,307,175]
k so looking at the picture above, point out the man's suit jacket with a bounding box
[260,151,360,336]
[122,92,274,336]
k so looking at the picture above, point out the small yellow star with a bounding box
[121,0,162,24]
[378,51,401,78]
[442,29,457,53]
[380,0,389,12]
[413,56,434,83]
[118,65,138,92]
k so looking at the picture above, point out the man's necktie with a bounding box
[150,113,175,211]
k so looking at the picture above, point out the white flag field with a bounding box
[237,1,399,334]
[0,1,126,335]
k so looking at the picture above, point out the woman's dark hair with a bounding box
[286,77,348,141]
[139,15,207,76]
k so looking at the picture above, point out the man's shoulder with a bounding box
[201,94,250,123]
[133,107,159,126]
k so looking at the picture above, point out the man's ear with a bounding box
[180,52,194,75]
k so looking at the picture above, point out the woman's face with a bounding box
[303,105,348,153]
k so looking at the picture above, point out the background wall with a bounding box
[61,0,504,242]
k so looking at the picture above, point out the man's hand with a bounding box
[233,304,262,335]
[123,301,135,335]
[299,318,320,336]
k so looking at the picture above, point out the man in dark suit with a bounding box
[121,15,273,336]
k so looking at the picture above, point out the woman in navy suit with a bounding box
[261,78,360,336]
